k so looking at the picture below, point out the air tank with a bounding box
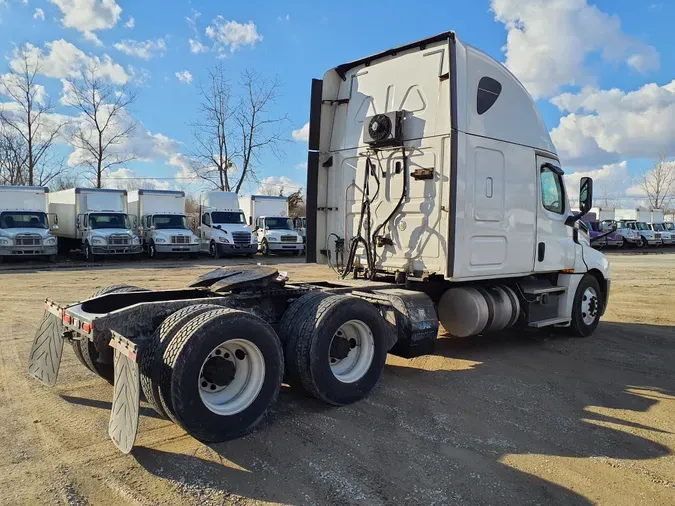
[438,285,520,338]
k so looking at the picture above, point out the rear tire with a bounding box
[640,236,649,248]
[283,294,388,405]
[569,274,603,337]
[148,241,158,259]
[71,285,148,383]
[140,304,223,419]
[159,308,284,442]
[84,241,95,262]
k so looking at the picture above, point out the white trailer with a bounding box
[647,209,674,245]
[28,32,612,456]
[199,192,257,258]
[614,208,661,247]
[128,190,199,258]
[591,207,616,222]
[239,195,303,255]
[49,188,142,260]
[0,186,58,262]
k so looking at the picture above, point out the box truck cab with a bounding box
[308,31,611,336]
[199,192,257,258]
[239,195,304,255]
[648,209,674,246]
[128,190,199,259]
[49,188,142,261]
[294,216,307,243]
[0,186,58,262]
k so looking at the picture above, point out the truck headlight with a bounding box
[268,236,278,243]
[133,236,141,245]
[0,237,10,246]
[155,237,167,244]
[251,235,258,243]
[218,236,230,244]
[91,236,106,245]
[44,237,56,246]
[192,236,199,243]
[296,236,303,243]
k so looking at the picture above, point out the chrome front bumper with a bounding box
[155,243,200,253]
[92,245,143,255]
[0,245,57,257]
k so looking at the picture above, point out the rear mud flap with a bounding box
[28,311,65,387]
[108,347,141,454]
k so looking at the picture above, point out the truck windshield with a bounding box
[665,223,675,231]
[211,212,246,224]
[636,222,649,231]
[90,213,130,229]
[266,217,294,230]
[153,215,188,229]
[0,211,48,229]
[652,223,665,231]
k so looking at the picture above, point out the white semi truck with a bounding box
[0,186,58,262]
[48,188,142,260]
[239,195,304,256]
[615,208,661,247]
[127,190,200,259]
[29,32,611,454]
[199,192,257,258]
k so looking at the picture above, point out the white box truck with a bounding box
[199,192,257,258]
[49,188,142,260]
[239,195,304,255]
[29,32,612,455]
[648,209,674,245]
[615,208,661,247]
[128,190,200,258]
[0,186,58,262]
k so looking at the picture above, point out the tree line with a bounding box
[0,46,296,204]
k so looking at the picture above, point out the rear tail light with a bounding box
[63,314,72,324]
[82,322,92,333]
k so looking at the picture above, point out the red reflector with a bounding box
[82,323,92,333]
[63,314,72,324]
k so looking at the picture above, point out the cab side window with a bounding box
[540,165,565,214]
[202,213,211,226]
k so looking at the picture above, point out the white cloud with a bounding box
[551,80,675,166]
[10,40,129,84]
[257,176,303,196]
[186,10,201,36]
[124,16,134,29]
[277,14,290,22]
[82,31,103,47]
[205,17,262,54]
[49,0,122,37]
[295,162,307,170]
[113,38,166,60]
[291,122,309,142]
[101,167,171,191]
[188,39,208,54]
[175,70,192,85]
[33,8,46,21]
[0,73,49,105]
[491,0,660,99]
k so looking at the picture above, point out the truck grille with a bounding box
[15,234,42,246]
[109,235,131,246]
[655,233,661,239]
[232,231,251,245]
[171,235,190,244]
[281,235,296,243]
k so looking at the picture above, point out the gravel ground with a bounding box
[0,254,673,505]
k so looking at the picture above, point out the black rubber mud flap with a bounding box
[108,348,141,454]
[28,310,65,387]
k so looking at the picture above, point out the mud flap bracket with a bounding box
[108,330,141,454]
[28,309,65,387]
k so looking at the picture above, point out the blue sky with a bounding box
[0,0,673,202]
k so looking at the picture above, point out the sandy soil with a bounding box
[0,254,673,505]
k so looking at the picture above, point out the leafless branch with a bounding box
[638,155,675,211]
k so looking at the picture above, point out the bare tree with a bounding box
[189,66,287,193]
[598,182,618,208]
[0,128,28,185]
[233,70,288,194]
[0,46,66,186]
[288,189,305,217]
[66,64,138,188]
[638,155,675,210]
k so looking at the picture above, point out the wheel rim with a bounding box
[580,287,600,326]
[198,339,265,416]
[328,319,375,383]
[210,243,216,257]
[85,245,90,259]
[150,244,155,257]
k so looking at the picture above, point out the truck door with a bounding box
[201,212,211,251]
[534,155,576,272]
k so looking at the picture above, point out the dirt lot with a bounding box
[0,254,674,505]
